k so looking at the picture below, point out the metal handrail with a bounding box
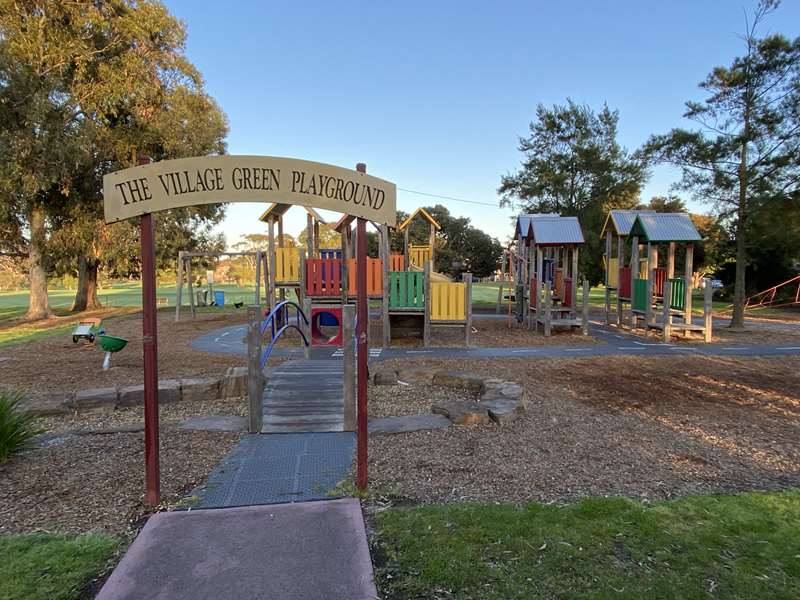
[260,301,309,368]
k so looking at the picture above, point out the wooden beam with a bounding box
[464,273,473,346]
[684,243,694,326]
[380,224,390,347]
[175,251,184,322]
[247,306,263,433]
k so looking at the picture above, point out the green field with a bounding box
[375,490,800,599]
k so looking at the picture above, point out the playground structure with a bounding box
[397,207,441,269]
[514,214,589,336]
[175,250,268,320]
[601,209,656,326]
[623,212,712,342]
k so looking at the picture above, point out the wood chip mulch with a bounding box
[367,355,800,504]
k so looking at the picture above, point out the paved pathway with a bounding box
[191,317,800,360]
[96,499,376,600]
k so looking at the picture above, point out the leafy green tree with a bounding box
[499,100,647,284]
[0,0,227,317]
[644,1,800,328]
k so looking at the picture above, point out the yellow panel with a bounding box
[430,282,466,321]
[275,247,299,282]
[409,245,431,268]
[608,257,619,288]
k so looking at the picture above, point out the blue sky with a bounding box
[163,0,800,247]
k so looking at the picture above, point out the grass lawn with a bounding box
[0,533,119,600]
[374,490,800,599]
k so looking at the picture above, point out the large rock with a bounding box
[372,369,398,386]
[395,367,437,385]
[221,367,248,399]
[181,377,221,402]
[70,387,118,410]
[482,399,524,425]
[431,400,491,426]
[368,413,450,436]
[432,372,485,394]
[159,380,181,404]
[21,395,71,416]
[118,385,145,407]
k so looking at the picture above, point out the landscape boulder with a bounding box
[159,380,182,404]
[372,369,398,386]
[432,400,491,426]
[432,372,485,394]
[69,387,118,410]
[118,385,145,407]
[181,377,221,402]
[482,398,524,425]
[221,367,248,399]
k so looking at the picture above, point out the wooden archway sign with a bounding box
[104,156,396,505]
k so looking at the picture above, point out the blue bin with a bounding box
[214,291,225,306]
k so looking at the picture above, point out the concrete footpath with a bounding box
[96,498,376,600]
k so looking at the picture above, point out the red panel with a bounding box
[619,267,631,298]
[310,306,343,346]
[653,268,667,298]
[563,278,573,308]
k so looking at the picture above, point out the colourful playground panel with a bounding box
[607,257,619,288]
[275,248,300,283]
[669,278,686,311]
[306,258,342,296]
[653,267,667,298]
[632,279,648,311]
[389,254,405,271]
[563,278,573,308]
[618,267,631,298]
[346,258,383,297]
[429,282,466,321]
[388,271,424,309]
[554,268,564,298]
[408,245,431,268]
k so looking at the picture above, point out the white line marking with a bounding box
[633,341,673,347]
[722,347,749,350]
[565,348,590,352]
[618,347,646,350]
[776,347,800,350]
[220,331,230,337]
[669,346,697,350]
[614,335,625,339]
[406,350,433,354]
[512,349,539,353]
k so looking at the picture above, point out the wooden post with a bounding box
[307,213,314,258]
[247,306,263,433]
[341,223,349,306]
[604,230,612,324]
[187,256,196,319]
[267,216,276,314]
[313,219,320,257]
[629,236,639,328]
[263,253,270,306]
[140,213,160,506]
[703,278,713,342]
[423,260,431,346]
[667,242,676,279]
[175,251,184,322]
[403,228,409,269]
[254,250,262,306]
[278,215,284,247]
[543,282,552,337]
[355,164,369,491]
[342,304,356,431]
[380,224,390,347]
[534,246,543,332]
[571,245,579,318]
[645,243,655,327]
[299,249,307,307]
[429,222,436,266]
[496,250,506,315]
[464,273,473,346]
[684,243,694,326]
[616,234,624,327]
[582,278,589,335]
[662,279,672,343]
[303,298,312,360]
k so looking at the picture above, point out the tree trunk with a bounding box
[25,203,52,321]
[72,255,102,312]
[730,142,748,329]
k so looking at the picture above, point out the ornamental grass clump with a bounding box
[0,389,42,463]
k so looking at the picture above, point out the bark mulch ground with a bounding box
[0,310,251,399]
[0,396,246,536]
[367,355,800,504]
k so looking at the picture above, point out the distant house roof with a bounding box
[258,203,327,224]
[398,207,441,232]
[628,213,701,243]
[515,213,560,240]
[600,209,656,238]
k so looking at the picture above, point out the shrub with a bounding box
[0,389,42,463]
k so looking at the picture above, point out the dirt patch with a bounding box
[1,368,249,536]
[367,356,800,504]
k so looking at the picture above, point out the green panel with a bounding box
[388,271,424,309]
[390,272,399,306]
[632,279,648,312]
[670,278,686,311]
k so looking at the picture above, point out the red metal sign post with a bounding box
[355,163,369,490]
[140,212,161,505]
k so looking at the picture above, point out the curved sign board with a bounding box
[103,155,396,226]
